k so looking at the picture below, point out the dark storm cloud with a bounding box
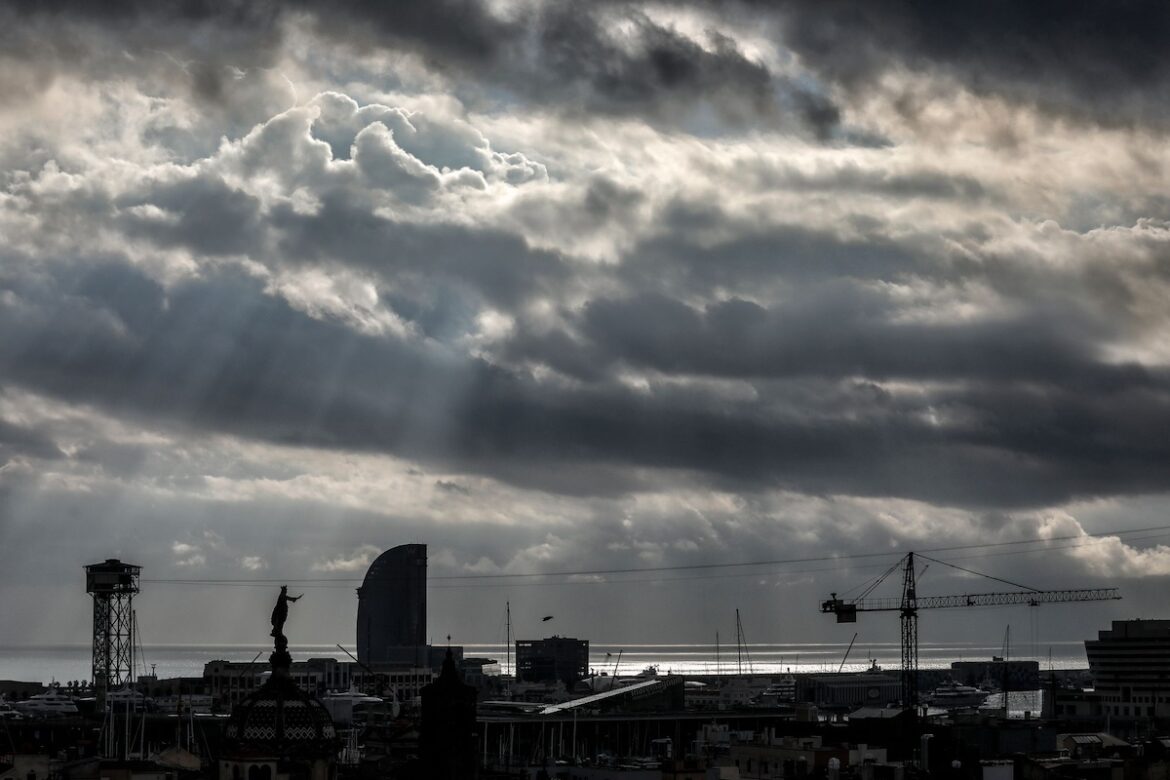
[570,291,1154,390]
[739,161,988,202]
[438,369,1170,508]
[301,0,1170,129]
[11,0,1170,129]
[0,2,284,97]
[0,418,64,464]
[0,265,459,450]
[521,5,796,125]
[611,202,1166,336]
[72,441,151,477]
[269,192,572,312]
[772,0,1170,126]
[0,0,281,65]
[302,0,514,69]
[116,175,265,257]
[302,0,836,128]
[616,210,928,295]
[5,255,1170,509]
[1,0,840,135]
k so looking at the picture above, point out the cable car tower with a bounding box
[85,559,141,708]
[821,552,1120,714]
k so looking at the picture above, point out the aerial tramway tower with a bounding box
[85,559,141,707]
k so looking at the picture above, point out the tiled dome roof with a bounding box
[224,668,339,758]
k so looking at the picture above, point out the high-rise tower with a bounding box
[85,558,140,707]
[356,544,427,665]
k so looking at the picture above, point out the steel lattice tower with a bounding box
[85,559,140,707]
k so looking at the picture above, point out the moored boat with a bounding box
[926,680,990,709]
[14,688,79,717]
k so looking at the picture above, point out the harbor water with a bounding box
[0,640,1089,685]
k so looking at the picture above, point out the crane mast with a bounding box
[821,552,1120,715]
[900,552,918,710]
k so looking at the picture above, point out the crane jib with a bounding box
[822,587,1121,614]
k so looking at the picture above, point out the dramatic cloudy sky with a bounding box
[2,1,1170,657]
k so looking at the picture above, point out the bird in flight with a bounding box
[542,615,554,622]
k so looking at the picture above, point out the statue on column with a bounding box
[270,585,302,647]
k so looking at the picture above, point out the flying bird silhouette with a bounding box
[542,615,554,621]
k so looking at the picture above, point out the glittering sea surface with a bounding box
[0,640,1088,685]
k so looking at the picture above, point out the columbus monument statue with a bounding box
[269,585,302,665]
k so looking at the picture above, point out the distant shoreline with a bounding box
[0,641,1089,686]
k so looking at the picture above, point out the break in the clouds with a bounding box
[2,1,1170,647]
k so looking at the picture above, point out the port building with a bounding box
[515,636,589,687]
[1045,619,1170,726]
[1085,619,1170,720]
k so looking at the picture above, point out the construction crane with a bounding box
[820,552,1120,714]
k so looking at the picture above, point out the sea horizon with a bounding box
[0,640,1090,686]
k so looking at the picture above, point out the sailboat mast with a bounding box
[736,609,743,675]
[1002,624,1011,716]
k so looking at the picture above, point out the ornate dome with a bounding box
[223,663,339,759]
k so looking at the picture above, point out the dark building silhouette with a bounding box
[219,589,340,780]
[419,649,479,780]
[219,655,339,780]
[515,636,589,687]
[356,544,427,665]
[1086,619,1170,720]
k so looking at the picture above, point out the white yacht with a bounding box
[321,688,394,724]
[926,680,990,709]
[0,697,24,720]
[105,686,153,711]
[15,689,79,717]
